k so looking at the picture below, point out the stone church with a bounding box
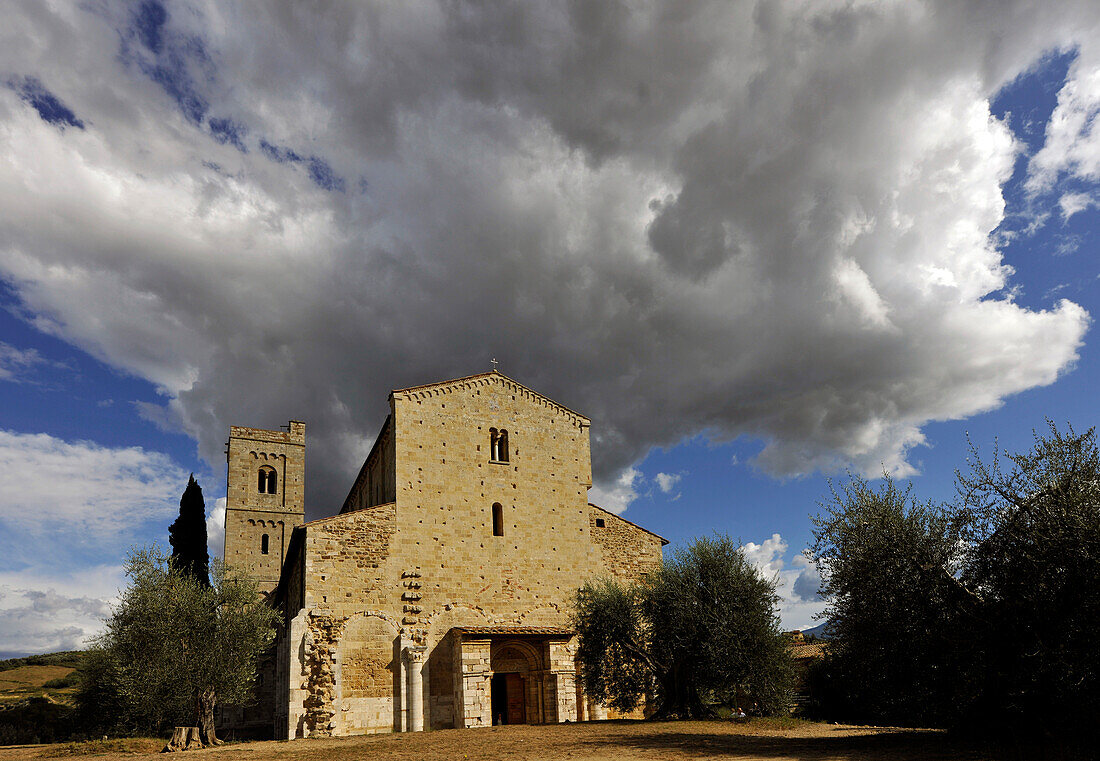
[222,371,666,739]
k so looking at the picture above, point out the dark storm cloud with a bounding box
[0,1,1096,517]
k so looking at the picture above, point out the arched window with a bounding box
[489,428,499,461]
[258,466,277,494]
[261,534,269,554]
[492,503,504,536]
[497,429,509,462]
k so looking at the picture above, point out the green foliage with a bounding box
[0,698,76,746]
[79,546,277,737]
[40,672,80,689]
[957,422,1100,737]
[810,474,972,726]
[575,535,793,719]
[169,475,210,586]
[73,645,127,737]
[810,422,1100,745]
[574,579,652,714]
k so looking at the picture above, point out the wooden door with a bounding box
[506,673,525,724]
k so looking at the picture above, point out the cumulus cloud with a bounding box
[0,430,188,535]
[1028,57,1100,193]
[742,534,789,579]
[588,467,641,515]
[0,429,192,600]
[742,534,824,629]
[207,497,226,560]
[655,472,682,494]
[791,555,823,603]
[0,568,123,655]
[0,1,1096,516]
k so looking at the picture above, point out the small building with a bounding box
[222,371,667,738]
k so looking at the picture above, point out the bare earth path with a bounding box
[0,720,999,761]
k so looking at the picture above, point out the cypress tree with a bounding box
[169,474,210,586]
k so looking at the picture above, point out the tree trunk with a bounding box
[196,688,222,747]
[163,727,201,752]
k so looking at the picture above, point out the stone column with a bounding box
[403,647,426,732]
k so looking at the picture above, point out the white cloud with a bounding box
[655,472,682,494]
[742,534,789,579]
[1028,60,1100,193]
[791,554,823,604]
[589,467,642,515]
[0,2,1095,516]
[0,341,46,382]
[0,427,215,655]
[1058,191,1096,220]
[0,567,123,655]
[0,428,192,627]
[0,430,188,536]
[207,497,226,561]
[742,534,825,631]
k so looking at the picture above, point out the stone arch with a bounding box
[335,613,400,735]
[517,605,567,628]
[490,639,542,673]
[490,639,544,726]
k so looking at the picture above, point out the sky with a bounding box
[1,0,1098,657]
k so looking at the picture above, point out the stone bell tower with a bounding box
[223,421,305,595]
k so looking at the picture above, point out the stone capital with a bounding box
[403,646,426,665]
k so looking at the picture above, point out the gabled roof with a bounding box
[391,370,590,426]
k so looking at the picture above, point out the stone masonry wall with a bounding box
[388,373,595,634]
[276,373,665,736]
[340,414,396,514]
[224,421,306,594]
[589,506,665,584]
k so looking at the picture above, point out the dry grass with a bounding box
[0,720,1004,761]
[0,668,77,704]
[39,740,163,758]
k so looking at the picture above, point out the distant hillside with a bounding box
[0,651,87,745]
[0,651,85,673]
[800,622,833,640]
[0,651,85,708]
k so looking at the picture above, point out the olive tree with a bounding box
[574,535,792,718]
[87,547,277,745]
[809,474,974,726]
[957,422,1100,736]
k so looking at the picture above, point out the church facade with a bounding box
[223,371,666,739]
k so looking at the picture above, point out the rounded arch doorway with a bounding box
[489,640,542,725]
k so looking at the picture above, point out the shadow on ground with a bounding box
[580,724,985,760]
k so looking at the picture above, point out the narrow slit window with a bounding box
[492,503,504,536]
[261,534,269,554]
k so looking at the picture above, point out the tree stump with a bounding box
[163,726,203,752]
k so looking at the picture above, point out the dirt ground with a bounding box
[0,719,1009,761]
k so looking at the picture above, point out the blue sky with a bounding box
[1,1,1098,656]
